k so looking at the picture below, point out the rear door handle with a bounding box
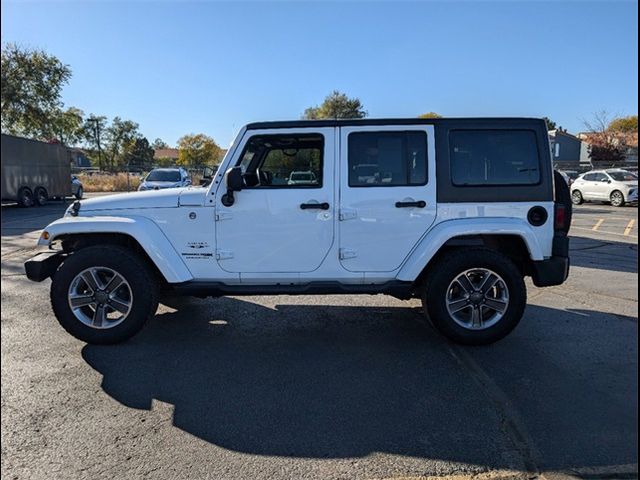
[395,200,426,208]
[300,202,330,210]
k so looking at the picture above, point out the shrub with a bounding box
[77,173,142,192]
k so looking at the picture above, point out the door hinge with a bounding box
[215,249,234,260]
[339,209,357,221]
[215,212,233,221]
[339,248,357,260]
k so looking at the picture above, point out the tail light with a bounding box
[555,204,567,231]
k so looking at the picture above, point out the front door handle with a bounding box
[395,200,426,208]
[300,202,330,210]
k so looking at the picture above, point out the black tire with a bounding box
[34,187,48,206]
[610,190,625,207]
[50,245,159,344]
[571,189,584,205]
[75,186,83,200]
[422,248,527,346]
[17,187,34,208]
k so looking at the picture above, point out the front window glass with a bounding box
[237,134,323,188]
[146,170,181,182]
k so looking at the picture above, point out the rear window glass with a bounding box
[449,130,540,186]
[348,131,427,187]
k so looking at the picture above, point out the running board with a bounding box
[170,280,415,300]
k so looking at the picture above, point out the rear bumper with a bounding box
[531,235,570,287]
[24,251,64,282]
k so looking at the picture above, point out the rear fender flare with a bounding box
[397,218,545,282]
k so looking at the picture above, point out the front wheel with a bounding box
[610,190,625,207]
[50,246,159,344]
[422,249,527,345]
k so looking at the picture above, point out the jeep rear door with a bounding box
[338,125,437,272]
[214,128,336,274]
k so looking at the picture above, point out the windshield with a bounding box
[608,171,638,182]
[146,170,181,182]
[565,171,579,180]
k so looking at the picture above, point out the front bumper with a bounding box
[24,251,65,282]
[626,189,638,204]
[531,235,570,287]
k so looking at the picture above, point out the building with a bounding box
[153,148,180,165]
[548,129,589,169]
[67,147,92,168]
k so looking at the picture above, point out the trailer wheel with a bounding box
[34,187,48,206]
[17,187,34,208]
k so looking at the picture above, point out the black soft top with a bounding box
[245,117,546,130]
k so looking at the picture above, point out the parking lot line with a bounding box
[592,218,605,231]
[624,219,636,236]
[572,226,638,239]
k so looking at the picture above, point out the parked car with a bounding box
[287,171,318,185]
[570,169,638,207]
[71,175,83,200]
[25,117,571,346]
[558,170,579,186]
[138,167,191,191]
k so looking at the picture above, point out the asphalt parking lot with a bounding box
[1,196,637,480]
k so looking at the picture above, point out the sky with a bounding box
[1,0,638,147]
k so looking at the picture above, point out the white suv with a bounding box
[571,169,638,207]
[25,118,571,346]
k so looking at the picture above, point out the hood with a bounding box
[78,187,206,212]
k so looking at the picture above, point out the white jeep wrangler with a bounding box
[25,118,571,345]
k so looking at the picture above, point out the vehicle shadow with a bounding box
[569,235,638,274]
[81,297,638,472]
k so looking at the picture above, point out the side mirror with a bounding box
[221,166,243,207]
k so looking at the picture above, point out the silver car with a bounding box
[571,169,638,207]
[138,168,191,191]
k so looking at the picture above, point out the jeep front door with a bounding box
[215,128,335,274]
[338,126,437,272]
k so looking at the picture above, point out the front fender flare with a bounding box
[39,215,193,283]
[396,217,545,282]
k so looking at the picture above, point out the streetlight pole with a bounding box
[88,118,103,171]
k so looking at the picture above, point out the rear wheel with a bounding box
[571,190,584,205]
[34,187,48,206]
[610,190,625,207]
[50,245,159,344]
[422,249,526,345]
[17,187,34,208]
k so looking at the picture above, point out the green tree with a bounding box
[104,117,140,171]
[177,133,222,168]
[418,112,442,119]
[303,90,367,119]
[151,138,169,149]
[1,43,72,138]
[124,137,155,171]
[542,117,557,130]
[50,107,85,145]
[608,115,638,133]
